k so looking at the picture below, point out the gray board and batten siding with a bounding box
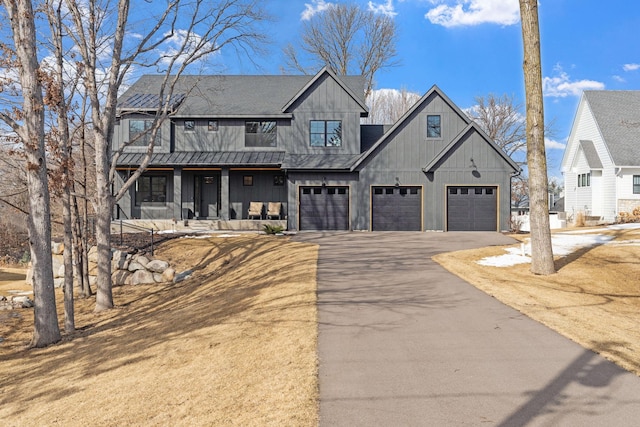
[352,86,518,232]
[113,69,518,231]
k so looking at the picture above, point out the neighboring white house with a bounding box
[561,91,640,224]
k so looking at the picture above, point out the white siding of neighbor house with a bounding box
[562,98,616,222]
[571,149,593,216]
[616,168,640,214]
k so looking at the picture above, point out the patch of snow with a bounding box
[477,231,616,267]
[179,234,213,239]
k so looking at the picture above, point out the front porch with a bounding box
[111,218,288,233]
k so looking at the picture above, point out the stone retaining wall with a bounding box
[29,242,176,288]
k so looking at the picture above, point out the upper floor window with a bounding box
[184,120,195,131]
[427,115,441,138]
[310,120,342,147]
[634,175,640,194]
[245,121,277,147]
[135,175,167,205]
[578,172,591,187]
[208,120,218,132]
[129,119,160,146]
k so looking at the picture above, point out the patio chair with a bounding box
[266,202,282,220]
[247,202,263,219]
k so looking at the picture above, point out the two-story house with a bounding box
[562,91,640,223]
[113,67,519,231]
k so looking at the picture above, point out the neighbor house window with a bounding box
[184,120,195,131]
[578,173,591,187]
[135,176,167,205]
[273,175,285,186]
[129,119,160,146]
[310,120,342,147]
[208,120,218,131]
[634,175,640,194]
[427,115,441,138]
[245,121,277,147]
[243,175,253,186]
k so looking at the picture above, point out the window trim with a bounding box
[427,115,442,138]
[184,120,195,132]
[245,120,277,147]
[633,175,640,194]
[129,119,161,146]
[135,175,167,206]
[310,120,342,147]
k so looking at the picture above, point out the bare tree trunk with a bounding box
[2,0,61,346]
[94,134,114,311]
[71,195,86,297]
[519,0,555,275]
[46,0,75,332]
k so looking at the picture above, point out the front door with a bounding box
[194,175,218,218]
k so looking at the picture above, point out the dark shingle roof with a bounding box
[118,72,366,118]
[579,140,603,169]
[116,151,285,167]
[584,91,640,166]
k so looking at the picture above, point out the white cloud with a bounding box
[545,138,565,150]
[157,29,216,69]
[368,0,397,17]
[425,0,520,28]
[612,75,626,83]
[623,63,640,72]
[301,0,334,20]
[543,69,605,98]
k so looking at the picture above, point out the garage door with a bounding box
[372,186,422,231]
[299,186,349,230]
[447,186,497,231]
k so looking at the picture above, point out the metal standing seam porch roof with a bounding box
[116,151,286,168]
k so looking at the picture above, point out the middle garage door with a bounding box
[299,186,349,230]
[372,186,422,231]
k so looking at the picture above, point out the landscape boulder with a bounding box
[146,260,169,273]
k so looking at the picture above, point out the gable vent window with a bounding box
[245,121,277,147]
[310,120,342,147]
[427,115,441,138]
[634,175,640,194]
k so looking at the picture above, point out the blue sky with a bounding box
[219,0,640,181]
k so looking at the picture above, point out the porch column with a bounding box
[173,168,182,219]
[220,168,230,220]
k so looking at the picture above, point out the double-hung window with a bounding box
[310,120,342,147]
[578,173,591,187]
[245,121,277,147]
[633,175,640,194]
[129,119,160,146]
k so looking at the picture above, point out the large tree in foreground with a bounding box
[519,0,555,275]
[0,0,61,346]
[283,3,398,97]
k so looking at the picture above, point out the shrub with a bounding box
[575,211,586,227]
[263,224,285,235]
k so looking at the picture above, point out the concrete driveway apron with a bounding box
[293,232,640,426]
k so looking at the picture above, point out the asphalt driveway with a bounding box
[293,232,640,426]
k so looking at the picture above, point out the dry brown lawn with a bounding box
[434,225,640,376]
[0,235,318,426]
[2,226,640,426]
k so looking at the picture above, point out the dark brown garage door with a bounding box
[447,186,497,231]
[299,186,349,230]
[372,186,422,231]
